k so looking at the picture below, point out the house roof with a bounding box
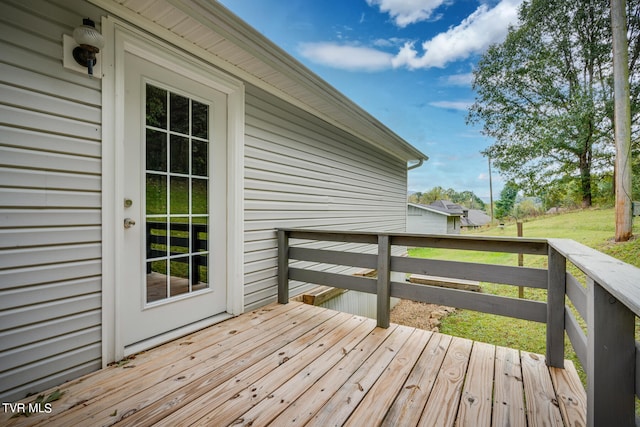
[90,0,428,165]
[461,209,492,227]
[428,200,465,215]
[408,202,462,217]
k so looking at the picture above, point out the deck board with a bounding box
[493,346,527,427]
[456,341,495,427]
[521,351,564,426]
[1,302,586,427]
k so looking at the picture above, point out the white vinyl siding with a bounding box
[243,85,408,309]
[407,204,448,234]
[0,0,105,401]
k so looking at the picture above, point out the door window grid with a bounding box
[144,83,210,303]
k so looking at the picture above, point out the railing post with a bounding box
[376,234,391,328]
[546,246,566,367]
[277,229,289,304]
[587,278,635,427]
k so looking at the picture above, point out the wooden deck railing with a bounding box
[276,228,640,427]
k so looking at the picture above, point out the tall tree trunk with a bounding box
[579,152,593,208]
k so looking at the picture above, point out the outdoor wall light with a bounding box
[71,18,104,76]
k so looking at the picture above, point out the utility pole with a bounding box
[611,0,633,241]
[488,156,494,223]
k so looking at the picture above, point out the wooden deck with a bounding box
[2,302,586,426]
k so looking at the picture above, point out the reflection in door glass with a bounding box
[144,83,210,303]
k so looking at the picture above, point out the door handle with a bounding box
[124,218,136,229]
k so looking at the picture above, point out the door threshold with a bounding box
[124,312,234,357]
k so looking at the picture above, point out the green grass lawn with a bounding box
[408,207,640,385]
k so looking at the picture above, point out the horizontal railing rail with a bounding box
[276,228,640,427]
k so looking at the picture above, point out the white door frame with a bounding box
[101,17,245,364]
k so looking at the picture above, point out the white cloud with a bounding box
[443,72,474,86]
[429,100,473,111]
[298,42,393,71]
[366,0,448,27]
[372,37,408,48]
[298,0,522,72]
[392,0,522,69]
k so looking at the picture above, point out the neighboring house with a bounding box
[461,209,492,229]
[0,0,427,401]
[407,201,463,234]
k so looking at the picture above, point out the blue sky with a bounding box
[219,0,524,200]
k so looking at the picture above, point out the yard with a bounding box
[391,207,640,384]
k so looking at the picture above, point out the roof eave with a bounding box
[92,0,427,163]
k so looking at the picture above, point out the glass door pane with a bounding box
[144,83,210,304]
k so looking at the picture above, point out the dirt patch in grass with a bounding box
[390,299,456,332]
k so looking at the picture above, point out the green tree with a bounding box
[451,190,486,210]
[408,188,486,210]
[468,0,640,208]
[495,182,519,219]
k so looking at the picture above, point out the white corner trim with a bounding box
[227,86,246,316]
[100,16,245,363]
[100,14,117,367]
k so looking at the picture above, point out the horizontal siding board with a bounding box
[0,259,101,290]
[0,227,101,249]
[0,210,101,228]
[245,87,405,175]
[244,217,404,233]
[0,276,101,310]
[245,133,405,193]
[0,310,100,351]
[244,170,403,201]
[244,267,278,286]
[0,188,101,209]
[0,18,63,62]
[245,209,404,221]
[0,294,101,331]
[0,83,101,123]
[245,219,407,236]
[0,167,101,192]
[0,344,101,399]
[0,244,101,270]
[0,62,101,108]
[0,0,92,40]
[0,105,101,140]
[0,127,101,158]
[244,247,278,264]
[0,145,100,174]
[244,184,400,205]
[1,359,101,402]
[0,326,101,373]
[244,137,405,192]
[0,40,101,92]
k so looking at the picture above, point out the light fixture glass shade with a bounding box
[73,19,104,49]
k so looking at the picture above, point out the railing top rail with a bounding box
[277,228,548,244]
[548,238,640,317]
[277,228,548,255]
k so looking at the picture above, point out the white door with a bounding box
[120,51,228,348]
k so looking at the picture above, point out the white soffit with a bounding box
[91,0,428,163]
